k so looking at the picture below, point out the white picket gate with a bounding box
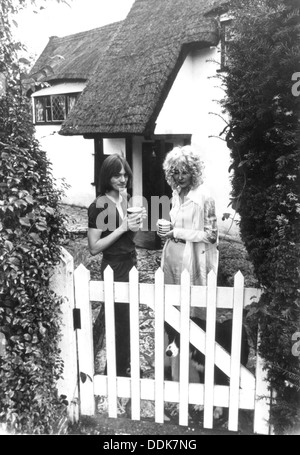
[68,261,272,435]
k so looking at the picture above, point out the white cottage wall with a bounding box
[154,47,239,238]
[34,125,95,207]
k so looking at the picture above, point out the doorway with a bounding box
[142,140,173,231]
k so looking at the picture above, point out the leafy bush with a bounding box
[0,1,68,434]
[217,240,258,288]
[221,0,300,433]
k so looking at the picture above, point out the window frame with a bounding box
[34,92,79,125]
[219,15,233,72]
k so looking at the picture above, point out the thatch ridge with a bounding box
[57,0,224,136]
[204,0,229,16]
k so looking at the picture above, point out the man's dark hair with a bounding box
[98,154,133,195]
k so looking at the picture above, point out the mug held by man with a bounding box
[127,206,144,231]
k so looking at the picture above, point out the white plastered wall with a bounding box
[34,124,95,207]
[32,82,96,207]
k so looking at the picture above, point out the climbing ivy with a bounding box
[0,0,69,434]
[221,0,300,434]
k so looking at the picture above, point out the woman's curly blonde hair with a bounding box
[163,145,205,190]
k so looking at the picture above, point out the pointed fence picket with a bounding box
[57,261,273,434]
[129,267,140,421]
[178,269,191,426]
[203,270,217,429]
[154,266,165,424]
[103,266,117,418]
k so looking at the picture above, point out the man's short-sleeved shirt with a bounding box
[88,193,135,256]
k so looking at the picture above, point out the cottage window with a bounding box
[34,93,79,124]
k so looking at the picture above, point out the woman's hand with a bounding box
[157,229,174,239]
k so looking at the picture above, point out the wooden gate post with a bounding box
[74,264,95,416]
[50,247,79,423]
[228,271,245,432]
[254,327,272,434]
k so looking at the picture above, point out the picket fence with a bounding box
[50,248,272,434]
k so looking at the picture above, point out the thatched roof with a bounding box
[204,0,230,16]
[58,0,225,137]
[30,21,122,81]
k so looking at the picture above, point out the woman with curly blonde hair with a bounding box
[163,145,205,191]
[159,145,219,299]
[160,145,219,382]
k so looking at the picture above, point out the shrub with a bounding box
[0,1,68,434]
[217,240,258,288]
[221,0,300,433]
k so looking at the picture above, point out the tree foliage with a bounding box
[221,0,300,434]
[0,0,69,434]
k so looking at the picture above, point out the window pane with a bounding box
[67,94,78,113]
[45,96,52,122]
[52,95,66,121]
[35,98,45,122]
[34,94,77,123]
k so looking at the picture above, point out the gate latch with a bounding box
[73,308,81,330]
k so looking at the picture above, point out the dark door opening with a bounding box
[142,140,173,231]
[93,137,133,197]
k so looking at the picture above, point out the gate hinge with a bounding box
[73,308,81,330]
